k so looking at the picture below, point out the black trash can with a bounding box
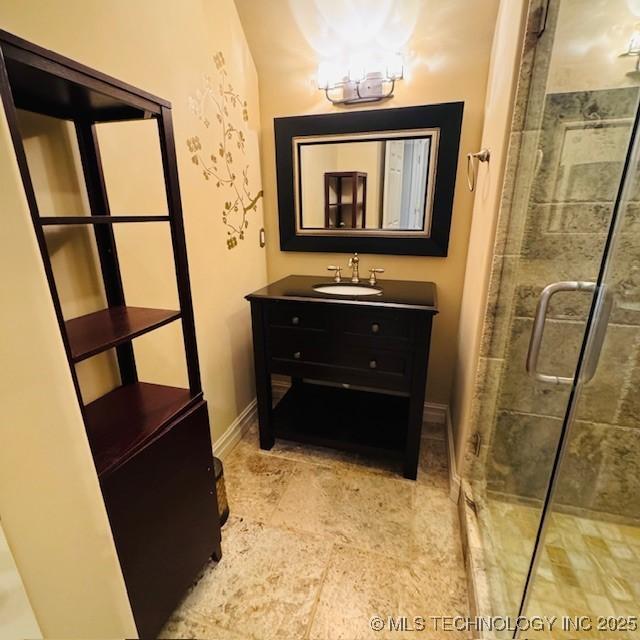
[213,456,229,526]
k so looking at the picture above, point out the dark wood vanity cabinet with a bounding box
[247,275,437,479]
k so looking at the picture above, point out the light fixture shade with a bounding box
[317,50,404,104]
[317,61,344,89]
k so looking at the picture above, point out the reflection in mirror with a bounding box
[295,131,438,236]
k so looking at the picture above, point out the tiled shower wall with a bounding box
[466,0,640,521]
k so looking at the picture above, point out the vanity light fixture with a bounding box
[317,52,403,106]
[620,24,640,76]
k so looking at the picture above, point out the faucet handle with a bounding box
[368,267,384,285]
[327,265,342,282]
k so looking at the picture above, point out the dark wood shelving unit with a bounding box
[66,306,181,362]
[324,170,367,229]
[0,29,220,639]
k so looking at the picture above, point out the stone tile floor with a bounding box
[161,421,469,640]
[483,499,640,639]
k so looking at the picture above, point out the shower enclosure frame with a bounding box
[516,90,640,631]
[462,0,640,634]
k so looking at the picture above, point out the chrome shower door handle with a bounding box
[526,281,596,385]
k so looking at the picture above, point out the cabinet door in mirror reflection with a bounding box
[296,131,438,236]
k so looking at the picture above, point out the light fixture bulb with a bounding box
[317,50,404,104]
[386,52,404,80]
[347,54,366,83]
[317,61,332,89]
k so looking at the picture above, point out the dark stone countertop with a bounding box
[246,275,438,312]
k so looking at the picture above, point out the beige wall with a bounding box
[450,0,529,473]
[0,0,265,635]
[0,522,41,640]
[235,0,500,404]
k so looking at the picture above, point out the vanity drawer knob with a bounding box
[369,359,378,369]
[371,322,380,334]
[293,351,301,360]
[291,316,300,325]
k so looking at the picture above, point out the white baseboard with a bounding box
[446,407,461,503]
[213,398,257,461]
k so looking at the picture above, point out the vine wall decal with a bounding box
[187,51,263,249]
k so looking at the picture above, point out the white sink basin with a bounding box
[313,284,382,296]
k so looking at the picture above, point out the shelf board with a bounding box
[273,382,408,456]
[1,31,167,121]
[40,215,170,225]
[66,306,181,362]
[84,382,198,477]
[326,172,367,178]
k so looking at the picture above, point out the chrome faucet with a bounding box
[348,253,360,283]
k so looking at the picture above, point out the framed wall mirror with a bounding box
[275,103,463,256]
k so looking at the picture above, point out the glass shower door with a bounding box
[521,97,640,639]
[467,0,640,633]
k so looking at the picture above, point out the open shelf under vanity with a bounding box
[273,382,408,457]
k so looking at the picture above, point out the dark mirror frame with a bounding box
[275,102,464,256]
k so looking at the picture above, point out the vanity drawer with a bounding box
[335,346,409,378]
[270,340,410,392]
[339,308,412,341]
[267,301,326,330]
[269,327,329,364]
